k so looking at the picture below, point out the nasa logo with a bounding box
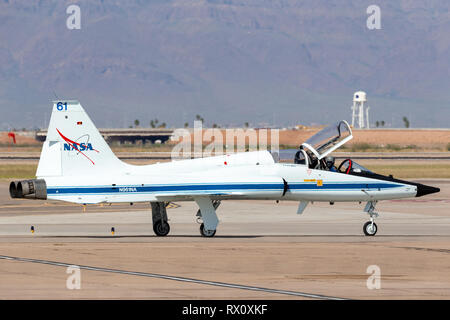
[63,143,94,151]
[56,128,99,165]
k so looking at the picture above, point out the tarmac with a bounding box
[0,179,448,299]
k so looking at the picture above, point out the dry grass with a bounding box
[0,164,37,179]
[340,143,426,152]
[362,163,450,179]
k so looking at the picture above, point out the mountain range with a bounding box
[0,0,449,129]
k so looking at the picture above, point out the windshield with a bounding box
[338,159,373,174]
[302,120,352,159]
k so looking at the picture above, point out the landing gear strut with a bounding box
[195,199,220,237]
[151,202,170,236]
[363,201,378,236]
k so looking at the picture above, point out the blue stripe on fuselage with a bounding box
[46,182,402,196]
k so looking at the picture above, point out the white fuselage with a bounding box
[41,151,417,204]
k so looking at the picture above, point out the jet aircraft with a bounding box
[9,101,440,237]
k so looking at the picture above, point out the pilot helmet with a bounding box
[325,156,335,168]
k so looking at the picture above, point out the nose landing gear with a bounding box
[363,201,378,236]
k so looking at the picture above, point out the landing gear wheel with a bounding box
[200,223,216,237]
[153,220,170,236]
[363,221,377,236]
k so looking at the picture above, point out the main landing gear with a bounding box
[151,202,170,236]
[200,223,216,237]
[363,201,378,236]
[196,199,221,237]
[151,199,221,237]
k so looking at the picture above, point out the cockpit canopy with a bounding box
[301,120,352,160]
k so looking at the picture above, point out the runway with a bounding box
[0,180,448,299]
[0,254,346,300]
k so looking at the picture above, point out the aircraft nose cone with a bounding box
[415,183,440,197]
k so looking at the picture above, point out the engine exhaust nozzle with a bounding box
[9,179,47,200]
[9,181,18,198]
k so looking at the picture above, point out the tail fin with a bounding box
[36,100,125,177]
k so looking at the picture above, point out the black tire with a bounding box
[200,223,216,237]
[363,221,377,236]
[153,220,170,236]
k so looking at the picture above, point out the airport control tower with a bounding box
[351,91,370,129]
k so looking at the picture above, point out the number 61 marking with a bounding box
[57,102,68,111]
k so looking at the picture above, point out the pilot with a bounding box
[294,150,305,164]
[309,153,318,169]
[325,156,337,172]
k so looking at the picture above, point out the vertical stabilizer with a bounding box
[36,100,125,177]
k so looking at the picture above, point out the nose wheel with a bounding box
[363,201,379,236]
[363,221,377,236]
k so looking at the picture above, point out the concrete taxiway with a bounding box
[0,180,448,299]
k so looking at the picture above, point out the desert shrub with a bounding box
[386,144,402,151]
[350,143,377,152]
